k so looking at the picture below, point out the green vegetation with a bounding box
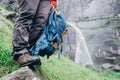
[99,17,120,28]
[76,16,120,29]
[39,56,120,80]
[0,4,19,76]
[0,15,13,30]
[114,22,120,29]
[0,14,19,77]
[0,3,14,11]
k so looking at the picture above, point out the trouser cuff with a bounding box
[12,48,29,61]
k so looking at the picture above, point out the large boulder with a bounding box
[0,67,41,80]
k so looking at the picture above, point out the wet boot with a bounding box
[17,53,41,67]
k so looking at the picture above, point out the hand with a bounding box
[51,4,55,9]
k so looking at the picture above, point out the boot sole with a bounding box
[21,58,41,67]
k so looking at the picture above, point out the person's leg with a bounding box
[12,0,41,66]
[29,1,51,48]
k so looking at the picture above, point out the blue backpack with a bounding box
[29,9,67,59]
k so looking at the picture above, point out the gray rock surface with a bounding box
[101,63,113,69]
[58,0,120,65]
[0,67,41,80]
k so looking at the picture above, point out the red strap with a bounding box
[50,0,57,8]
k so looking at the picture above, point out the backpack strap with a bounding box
[58,43,62,59]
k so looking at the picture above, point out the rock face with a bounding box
[0,67,41,80]
[58,0,120,65]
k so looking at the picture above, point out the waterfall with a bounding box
[67,22,93,66]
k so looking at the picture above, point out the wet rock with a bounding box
[0,67,41,80]
[104,57,116,60]
[114,65,120,72]
[101,63,113,69]
[117,47,120,55]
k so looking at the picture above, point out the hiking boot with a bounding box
[17,53,41,67]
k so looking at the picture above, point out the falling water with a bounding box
[67,22,93,66]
